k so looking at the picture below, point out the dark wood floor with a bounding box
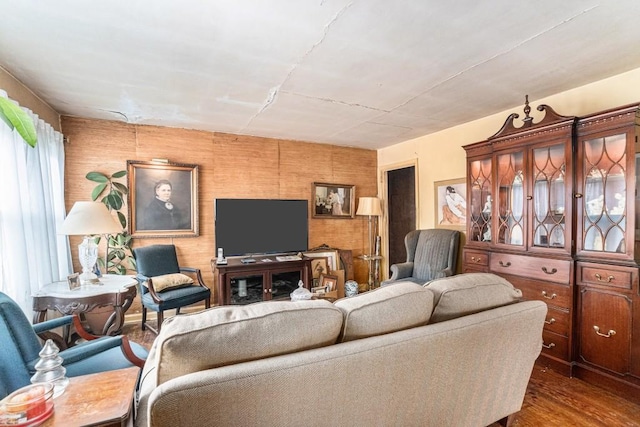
[122,323,640,426]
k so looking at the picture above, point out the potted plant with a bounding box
[86,170,135,274]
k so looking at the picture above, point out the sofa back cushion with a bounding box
[153,299,343,385]
[426,273,522,323]
[334,281,434,342]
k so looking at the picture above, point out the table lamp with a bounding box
[59,201,122,285]
[356,197,382,289]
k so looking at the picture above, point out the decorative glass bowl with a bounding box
[0,383,55,427]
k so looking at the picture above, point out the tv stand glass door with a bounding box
[212,256,312,305]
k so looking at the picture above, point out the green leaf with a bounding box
[86,172,109,183]
[113,182,129,195]
[117,211,126,228]
[91,183,108,201]
[107,192,123,210]
[112,170,127,178]
[0,97,37,147]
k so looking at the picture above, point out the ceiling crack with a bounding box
[242,2,354,129]
[395,5,600,111]
[287,90,390,113]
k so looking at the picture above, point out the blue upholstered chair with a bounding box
[132,244,211,334]
[382,229,460,286]
[0,291,147,399]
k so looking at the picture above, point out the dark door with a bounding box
[387,166,416,275]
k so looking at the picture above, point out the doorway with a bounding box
[385,165,416,276]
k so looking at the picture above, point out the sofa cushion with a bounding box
[152,299,343,385]
[334,281,433,342]
[425,273,522,323]
[148,273,194,292]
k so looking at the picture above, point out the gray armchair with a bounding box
[382,229,460,286]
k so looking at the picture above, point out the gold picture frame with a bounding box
[127,160,199,238]
[312,182,355,218]
[434,178,466,231]
[319,273,338,292]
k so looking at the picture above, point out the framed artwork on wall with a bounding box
[312,182,355,218]
[434,178,467,231]
[127,160,199,238]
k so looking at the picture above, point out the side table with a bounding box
[358,254,383,290]
[41,366,140,427]
[32,275,137,336]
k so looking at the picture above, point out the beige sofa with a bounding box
[136,273,546,427]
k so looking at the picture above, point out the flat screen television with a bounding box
[214,199,309,257]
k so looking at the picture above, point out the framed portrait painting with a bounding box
[312,182,355,218]
[434,178,467,231]
[127,160,199,238]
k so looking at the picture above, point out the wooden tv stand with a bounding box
[212,256,312,305]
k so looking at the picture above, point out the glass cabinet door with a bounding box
[496,151,525,247]
[469,158,492,243]
[581,134,627,254]
[531,144,568,251]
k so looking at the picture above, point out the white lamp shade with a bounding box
[356,197,382,216]
[59,201,122,235]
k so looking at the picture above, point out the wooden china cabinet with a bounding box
[463,99,640,401]
[573,105,640,399]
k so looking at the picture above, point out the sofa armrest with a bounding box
[389,262,414,280]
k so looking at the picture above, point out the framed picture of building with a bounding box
[127,160,199,238]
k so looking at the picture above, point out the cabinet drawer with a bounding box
[544,307,570,337]
[507,275,572,310]
[464,250,489,267]
[577,262,637,291]
[490,253,571,284]
[541,330,570,361]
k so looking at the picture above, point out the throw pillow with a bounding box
[425,273,522,323]
[153,299,343,385]
[148,273,194,292]
[334,281,434,342]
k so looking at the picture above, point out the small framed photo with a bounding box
[434,178,467,230]
[309,257,329,280]
[304,250,339,272]
[311,285,328,295]
[127,160,199,238]
[319,274,338,292]
[313,182,355,218]
[67,273,80,290]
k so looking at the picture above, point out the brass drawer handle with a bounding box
[544,317,556,325]
[593,325,616,338]
[470,256,483,263]
[542,342,556,349]
[526,195,533,200]
[541,267,557,275]
[498,261,511,267]
[541,291,557,300]
[574,193,583,199]
[594,273,614,283]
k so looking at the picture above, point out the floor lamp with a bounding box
[59,201,122,285]
[356,197,382,290]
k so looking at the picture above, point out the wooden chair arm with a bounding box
[72,314,101,341]
[120,336,146,368]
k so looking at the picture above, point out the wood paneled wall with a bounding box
[61,117,377,311]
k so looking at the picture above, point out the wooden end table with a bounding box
[41,366,140,427]
[32,275,137,336]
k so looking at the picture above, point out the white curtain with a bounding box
[0,90,71,317]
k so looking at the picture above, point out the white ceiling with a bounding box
[2,1,640,150]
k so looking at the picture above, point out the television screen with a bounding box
[214,199,309,257]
